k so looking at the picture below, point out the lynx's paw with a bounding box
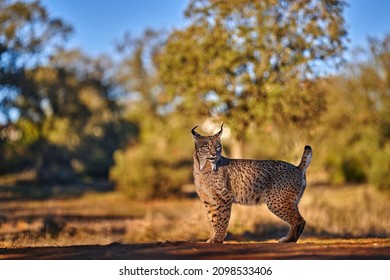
[278,236,297,243]
[206,237,224,243]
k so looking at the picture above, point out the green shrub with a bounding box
[369,144,390,191]
[341,156,366,183]
[110,146,192,199]
[325,152,367,185]
[324,152,345,185]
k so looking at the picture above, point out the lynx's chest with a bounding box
[194,169,223,186]
[193,165,227,200]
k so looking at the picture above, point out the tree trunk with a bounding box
[230,137,245,159]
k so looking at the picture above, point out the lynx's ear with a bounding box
[191,126,202,141]
[213,123,224,138]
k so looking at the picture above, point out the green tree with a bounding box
[157,0,347,157]
[318,34,390,189]
[110,31,193,198]
[0,1,137,182]
[115,30,167,140]
[0,0,72,176]
[347,35,390,190]
[0,0,72,93]
[0,0,71,141]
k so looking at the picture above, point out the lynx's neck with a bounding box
[193,153,228,173]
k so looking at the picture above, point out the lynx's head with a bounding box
[191,124,223,171]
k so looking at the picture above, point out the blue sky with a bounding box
[41,0,190,57]
[41,0,390,58]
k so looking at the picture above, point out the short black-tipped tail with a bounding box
[298,145,312,171]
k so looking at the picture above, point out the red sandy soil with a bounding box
[0,238,389,260]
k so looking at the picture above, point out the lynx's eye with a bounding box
[216,145,221,152]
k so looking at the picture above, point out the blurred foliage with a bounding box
[0,0,72,69]
[109,30,193,198]
[0,1,138,183]
[316,34,390,189]
[0,0,389,198]
[110,143,192,200]
[369,144,390,191]
[157,0,347,157]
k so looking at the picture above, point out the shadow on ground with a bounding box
[0,238,389,260]
[226,223,389,242]
[0,181,114,201]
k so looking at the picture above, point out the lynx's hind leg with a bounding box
[278,217,305,243]
[265,189,306,243]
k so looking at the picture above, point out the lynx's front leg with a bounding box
[204,201,232,243]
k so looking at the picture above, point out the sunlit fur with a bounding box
[192,125,312,243]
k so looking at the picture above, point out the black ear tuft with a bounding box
[214,123,224,138]
[191,126,202,139]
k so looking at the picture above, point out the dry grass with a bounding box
[0,185,389,247]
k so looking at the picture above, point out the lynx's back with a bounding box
[223,158,306,205]
[191,124,312,243]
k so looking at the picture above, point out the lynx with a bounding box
[191,124,312,243]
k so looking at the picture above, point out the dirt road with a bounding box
[0,238,389,260]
